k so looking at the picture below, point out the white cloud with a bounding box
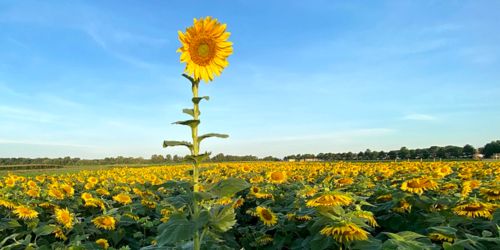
[403,114,436,121]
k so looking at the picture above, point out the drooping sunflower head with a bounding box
[177,16,233,82]
[306,192,353,207]
[453,201,493,219]
[320,222,369,243]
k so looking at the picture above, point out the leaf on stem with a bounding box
[198,133,229,143]
[192,96,210,105]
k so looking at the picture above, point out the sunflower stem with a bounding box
[190,77,202,250]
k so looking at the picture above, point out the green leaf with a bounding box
[443,242,464,250]
[198,133,229,143]
[34,224,57,236]
[208,178,250,198]
[185,152,211,164]
[351,238,382,250]
[162,140,193,151]
[182,108,197,117]
[428,226,457,237]
[182,73,197,84]
[172,120,200,128]
[156,214,195,246]
[192,96,209,104]
[210,205,236,232]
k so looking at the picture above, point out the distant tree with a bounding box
[462,144,475,158]
[398,147,409,159]
[483,140,500,158]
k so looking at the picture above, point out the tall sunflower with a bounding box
[177,16,233,82]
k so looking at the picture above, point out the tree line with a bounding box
[0,153,280,166]
[1,140,499,166]
[284,140,500,161]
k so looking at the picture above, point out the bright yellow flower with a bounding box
[306,193,352,207]
[429,232,454,243]
[55,208,74,229]
[320,222,369,243]
[113,193,132,205]
[401,177,438,195]
[177,16,233,82]
[96,238,109,249]
[453,202,494,219]
[255,206,277,226]
[92,215,116,230]
[268,171,287,184]
[13,205,38,220]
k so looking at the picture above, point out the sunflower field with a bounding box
[0,161,499,250]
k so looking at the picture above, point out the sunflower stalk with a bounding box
[187,74,202,250]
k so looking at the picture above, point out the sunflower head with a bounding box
[255,206,278,226]
[178,16,233,82]
[92,215,116,230]
[320,222,369,243]
[13,205,39,220]
[55,207,74,229]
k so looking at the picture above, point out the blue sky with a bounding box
[0,0,499,158]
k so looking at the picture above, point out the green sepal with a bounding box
[192,96,210,104]
[172,120,200,128]
[198,133,229,143]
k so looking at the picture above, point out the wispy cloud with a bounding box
[0,105,59,123]
[403,114,436,121]
[84,25,168,70]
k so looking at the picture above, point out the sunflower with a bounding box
[400,177,438,195]
[393,199,412,213]
[26,189,40,198]
[96,239,109,249]
[113,193,132,205]
[233,197,245,208]
[48,188,65,200]
[306,192,352,207]
[480,187,500,201]
[320,222,369,243]
[352,211,378,227]
[92,215,116,230]
[177,16,233,82]
[53,227,67,240]
[0,199,16,209]
[13,205,38,220]
[55,208,74,229]
[453,202,493,219]
[256,235,274,246]
[428,232,454,243]
[268,171,287,184]
[255,206,278,226]
[335,177,354,187]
